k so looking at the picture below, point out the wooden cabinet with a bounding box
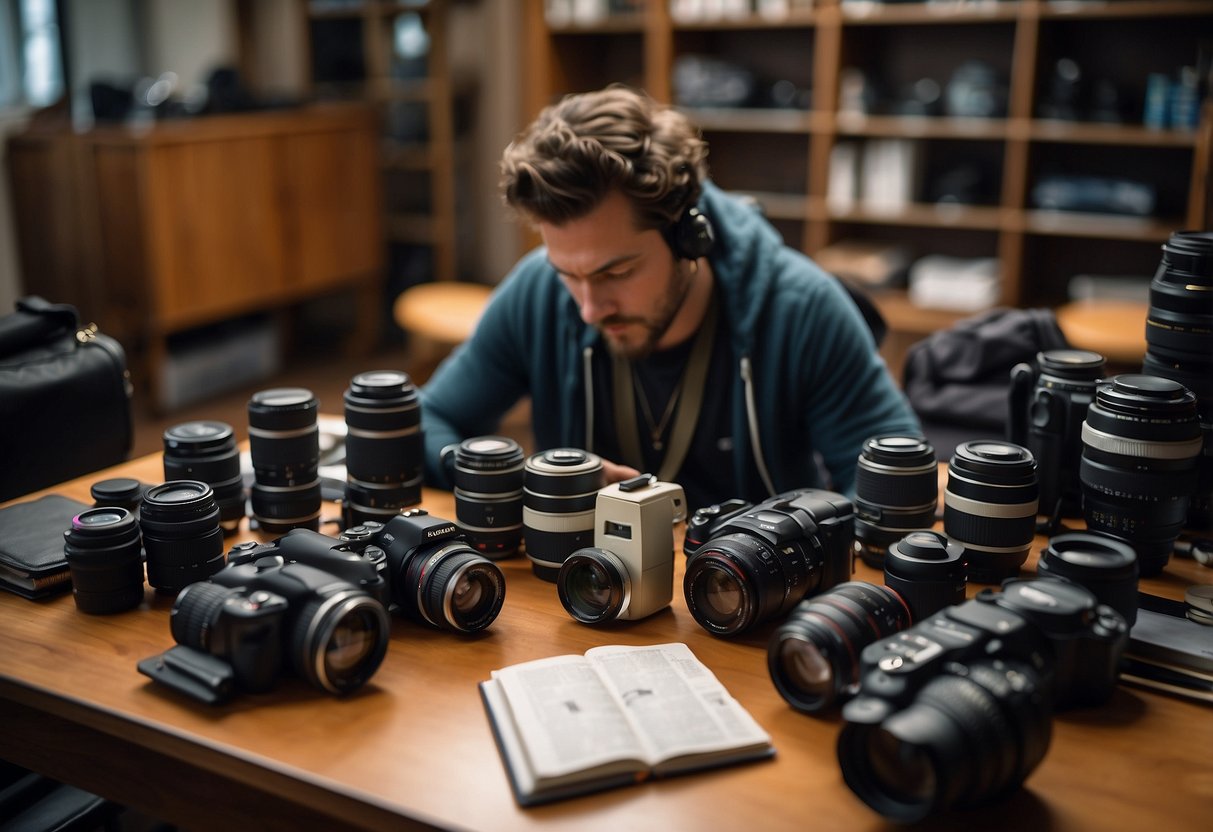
[523,0,1213,370]
[300,0,462,284]
[7,105,383,408]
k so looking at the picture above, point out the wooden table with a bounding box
[1,454,1210,831]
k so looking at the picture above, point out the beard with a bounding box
[599,258,696,360]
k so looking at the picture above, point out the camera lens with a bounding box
[557,547,629,624]
[454,436,525,559]
[1018,350,1105,523]
[1080,374,1202,575]
[90,478,145,517]
[140,480,226,593]
[768,582,911,713]
[684,533,814,637]
[1144,231,1213,532]
[1037,532,1139,626]
[884,531,966,622]
[172,579,389,696]
[837,659,1051,823]
[343,371,423,523]
[523,448,604,581]
[163,421,244,534]
[290,588,391,694]
[342,478,421,526]
[250,480,324,535]
[392,542,506,632]
[63,507,145,614]
[944,441,1038,583]
[854,435,937,568]
[249,387,321,533]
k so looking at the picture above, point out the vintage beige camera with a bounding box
[556,475,686,623]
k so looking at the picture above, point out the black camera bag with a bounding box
[0,297,133,502]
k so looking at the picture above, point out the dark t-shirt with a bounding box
[591,295,736,512]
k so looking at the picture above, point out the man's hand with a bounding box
[601,459,642,484]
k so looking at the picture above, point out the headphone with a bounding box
[665,207,715,261]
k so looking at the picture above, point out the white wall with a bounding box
[141,0,237,96]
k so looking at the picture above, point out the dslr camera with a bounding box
[348,510,507,633]
[138,529,392,705]
[556,475,686,624]
[836,577,1128,822]
[683,489,853,636]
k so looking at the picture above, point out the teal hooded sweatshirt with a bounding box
[418,182,920,500]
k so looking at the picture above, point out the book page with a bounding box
[586,643,771,764]
[492,655,646,779]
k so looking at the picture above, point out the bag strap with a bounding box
[0,297,81,358]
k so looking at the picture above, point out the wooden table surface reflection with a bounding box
[0,453,1210,831]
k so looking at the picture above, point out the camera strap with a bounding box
[612,287,717,482]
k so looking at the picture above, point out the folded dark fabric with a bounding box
[902,307,1069,431]
[0,494,90,599]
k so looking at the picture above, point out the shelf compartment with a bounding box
[1027,120,1200,147]
[836,113,1009,139]
[1020,210,1181,241]
[386,212,436,244]
[671,10,819,30]
[824,201,1007,231]
[870,289,972,336]
[740,190,810,221]
[683,107,821,133]
[545,11,646,34]
[839,1,1023,26]
[1040,1,1213,21]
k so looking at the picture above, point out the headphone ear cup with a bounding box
[673,208,715,260]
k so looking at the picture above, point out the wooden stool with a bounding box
[393,282,494,382]
[1055,299,1148,370]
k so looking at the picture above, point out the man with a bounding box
[420,86,919,509]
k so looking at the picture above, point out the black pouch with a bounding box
[0,297,133,502]
[0,493,90,598]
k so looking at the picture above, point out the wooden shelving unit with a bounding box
[522,0,1213,366]
[300,0,461,284]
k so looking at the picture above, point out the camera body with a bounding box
[684,497,751,556]
[1008,350,1104,525]
[359,510,507,633]
[138,534,391,705]
[227,527,390,607]
[837,577,1127,822]
[557,476,686,623]
[683,489,854,636]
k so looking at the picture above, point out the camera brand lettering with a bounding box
[427,525,456,538]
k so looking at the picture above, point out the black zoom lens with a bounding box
[768,582,911,713]
[1080,375,1202,576]
[454,436,525,559]
[63,507,145,614]
[944,441,1038,583]
[1037,532,1139,626]
[249,387,321,533]
[140,480,226,593]
[163,421,244,534]
[884,531,966,622]
[343,371,422,524]
[523,448,604,581]
[397,543,507,633]
[854,435,938,568]
[1144,230,1213,533]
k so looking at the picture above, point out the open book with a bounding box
[480,642,774,806]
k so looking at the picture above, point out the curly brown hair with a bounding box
[500,85,708,231]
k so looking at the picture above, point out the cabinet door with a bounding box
[142,136,287,327]
[282,125,382,293]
